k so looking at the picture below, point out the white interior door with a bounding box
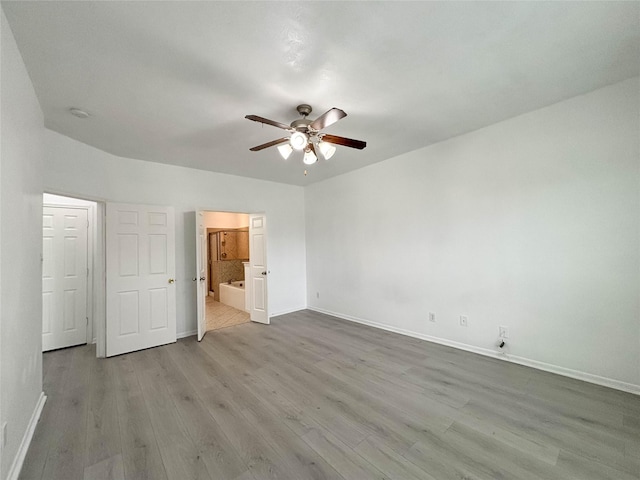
[106,203,176,357]
[249,214,269,324]
[42,207,88,351]
[196,211,207,341]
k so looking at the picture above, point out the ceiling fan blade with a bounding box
[245,115,292,131]
[310,108,347,131]
[321,134,366,150]
[249,137,290,152]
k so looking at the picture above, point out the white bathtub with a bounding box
[219,282,245,311]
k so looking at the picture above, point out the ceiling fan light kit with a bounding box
[318,141,336,160]
[290,131,308,150]
[277,143,293,160]
[303,146,318,165]
[245,104,366,168]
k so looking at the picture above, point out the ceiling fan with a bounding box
[245,104,366,165]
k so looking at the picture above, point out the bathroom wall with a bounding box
[218,231,249,260]
[210,257,245,301]
[204,211,249,229]
[205,214,250,301]
[207,227,249,301]
[218,260,245,285]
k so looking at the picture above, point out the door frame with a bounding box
[43,191,106,358]
[195,209,270,332]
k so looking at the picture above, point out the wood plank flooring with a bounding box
[20,310,640,480]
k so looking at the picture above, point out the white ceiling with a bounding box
[3,1,639,186]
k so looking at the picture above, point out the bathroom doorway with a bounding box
[200,211,251,333]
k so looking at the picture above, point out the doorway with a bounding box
[41,193,99,352]
[195,211,270,340]
[202,212,251,332]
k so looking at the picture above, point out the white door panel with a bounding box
[196,211,207,341]
[106,203,176,357]
[249,214,269,324]
[42,207,88,351]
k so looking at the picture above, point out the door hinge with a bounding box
[87,268,90,277]
[86,317,89,325]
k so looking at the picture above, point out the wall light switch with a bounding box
[460,315,468,327]
[429,312,436,322]
[499,326,509,338]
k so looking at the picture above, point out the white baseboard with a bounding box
[7,392,47,480]
[270,305,307,318]
[308,306,640,396]
[177,329,197,339]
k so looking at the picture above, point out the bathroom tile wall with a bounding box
[211,259,245,301]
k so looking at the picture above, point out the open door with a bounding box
[249,214,269,324]
[42,206,89,351]
[106,203,176,357]
[195,211,207,341]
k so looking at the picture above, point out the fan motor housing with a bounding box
[292,104,313,131]
[291,118,312,131]
[296,104,312,117]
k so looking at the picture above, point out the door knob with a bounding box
[168,278,175,284]
[200,277,205,281]
[261,271,267,275]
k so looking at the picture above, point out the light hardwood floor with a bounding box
[20,310,640,480]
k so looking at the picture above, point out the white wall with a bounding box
[306,78,640,392]
[43,192,96,208]
[43,130,307,336]
[1,9,45,479]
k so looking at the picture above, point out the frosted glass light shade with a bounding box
[290,131,308,151]
[318,141,336,160]
[277,144,293,160]
[303,148,317,165]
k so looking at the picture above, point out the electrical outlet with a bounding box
[429,312,436,322]
[459,315,468,327]
[499,326,509,338]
